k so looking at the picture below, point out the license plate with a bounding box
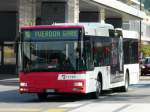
[46,89,55,93]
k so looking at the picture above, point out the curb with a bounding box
[0,78,19,86]
[140,76,150,80]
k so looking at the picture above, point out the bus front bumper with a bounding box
[19,80,86,94]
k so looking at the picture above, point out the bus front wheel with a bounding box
[119,72,129,92]
[91,77,102,99]
[37,93,47,101]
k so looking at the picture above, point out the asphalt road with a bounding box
[0,77,150,112]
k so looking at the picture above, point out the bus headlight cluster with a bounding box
[141,66,146,69]
[74,82,83,87]
[20,82,28,87]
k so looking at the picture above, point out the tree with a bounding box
[141,44,150,57]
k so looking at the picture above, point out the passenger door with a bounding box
[110,37,124,83]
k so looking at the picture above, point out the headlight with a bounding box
[142,66,145,69]
[20,82,28,87]
[74,82,83,86]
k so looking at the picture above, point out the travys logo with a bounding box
[58,74,86,80]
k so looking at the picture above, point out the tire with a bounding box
[37,93,47,101]
[91,77,102,99]
[141,71,145,76]
[119,72,129,92]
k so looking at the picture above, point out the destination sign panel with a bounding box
[23,29,79,41]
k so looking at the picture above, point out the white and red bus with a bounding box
[18,23,139,100]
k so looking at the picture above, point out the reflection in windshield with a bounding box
[23,41,82,71]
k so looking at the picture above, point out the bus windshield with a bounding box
[21,28,86,72]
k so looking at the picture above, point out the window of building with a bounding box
[0,46,2,65]
[4,42,16,64]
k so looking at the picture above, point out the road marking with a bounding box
[68,103,150,112]
[112,104,131,112]
[46,108,66,112]
[68,103,128,112]
[0,108,41,112]
[0,108,66,112]
[121,104,150,112]
[59,103,83,108]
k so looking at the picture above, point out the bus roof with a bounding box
[116,28,139,39]
[55,23,114,37]
[21,23,114,37]
[54,23,114,29]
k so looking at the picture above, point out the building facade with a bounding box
[0,0,148,74]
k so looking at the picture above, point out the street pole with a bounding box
[139,0,142,59]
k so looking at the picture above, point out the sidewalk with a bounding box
[0,74,19,86]
[140,76,150,80]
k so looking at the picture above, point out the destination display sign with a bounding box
[23,29,79,41]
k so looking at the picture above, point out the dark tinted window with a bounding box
[123,39,138,64]
[0,12,17,42]
[144,58,150,64]
[93,37,111,66]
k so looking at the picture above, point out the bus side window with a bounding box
[84,38,94,70]
[93,37,111,67]
[103,47,110,65]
